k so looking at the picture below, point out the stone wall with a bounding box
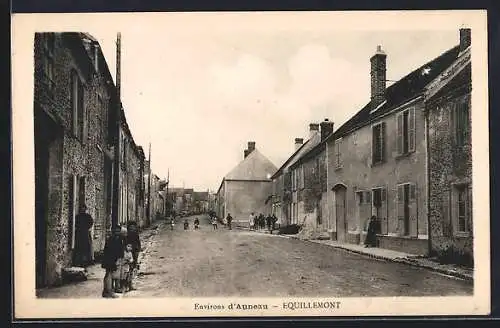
[34,33,113,286]
[426,65,473,265]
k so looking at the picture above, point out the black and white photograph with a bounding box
[12,10,490,318]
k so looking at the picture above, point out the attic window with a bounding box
[421,67,431,76]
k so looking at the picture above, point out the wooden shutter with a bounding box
[397,113,404,155]
[441,189,451,237]
[372,125,377,164]
[69,174,77,249]
[467,184,473,233]
[71,72,78,136]
[409,183,418,237]
[380,122,386,162]
[397,184,404,236]
[78,176,86,209]
[408,108,416,152]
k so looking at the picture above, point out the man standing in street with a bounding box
[226,213,233,230]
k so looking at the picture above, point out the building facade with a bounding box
[425,29,473,265]
[289,119,333,238]
[34,32,117,287]
[325,41,461,255]
[216,142,277,224]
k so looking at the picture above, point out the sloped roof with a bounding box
[298,44,462,158]
[271,139,310,179]
[287,132,322,169]
[224,149,277,181]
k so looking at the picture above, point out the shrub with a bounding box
[435,245,474,268]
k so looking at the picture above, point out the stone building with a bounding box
[34,32,117,287]
[289,119,333,238]
[117,115,146,229]
[216,142,277,224]
[324,41,461,255]
[270,137,307,227]
[424,29,473,265]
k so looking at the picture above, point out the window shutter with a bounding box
[381,188,387,202]
[442,189,451,237]
[408,108,416,152]
[380,122,386,162]
[372,125,377,164]
[467,184,473,233]
[409,183,418,237]
[397,184,404,235]
[71,72,78,136]
[397,113,403,155]
[70,174,77,249]
[365,191,371,204]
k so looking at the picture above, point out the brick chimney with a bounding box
[460,28,471,52]
[294,138,304,151]
[244,149,249,159]
[370,45,387,108]
[247,141,256,154]
[309,123,320,139]
[320,118,334,141]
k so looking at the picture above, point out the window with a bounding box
[372,122,386,164]
[397,107,416,155]
[42,34,55,93]
[453,100,470,148]
[334,138,343,169]
[357,191,364,205]
[71,70,86,142]
[299,165,304,189]
[454,184,471,234]
[372,187,387,208]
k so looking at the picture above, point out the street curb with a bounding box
[236,226,473,283]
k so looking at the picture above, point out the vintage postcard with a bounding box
[12,10,490,318]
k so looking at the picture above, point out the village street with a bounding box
[38,215,472,299]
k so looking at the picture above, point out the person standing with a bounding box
[74,204,94,268]
[226,213,233,230]
[101,226,123,298]
[125,221,141,291]
[364,216,378,248]
[249,212,255,231]
[266,214,272,233]
[211,216,218,230]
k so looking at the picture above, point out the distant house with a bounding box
[216,141,277,224]
[324,34,463,255]
[424,29,472,265]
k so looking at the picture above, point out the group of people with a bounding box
[248,212,278,233]
[101,221,141,298]
[182,217,200,230]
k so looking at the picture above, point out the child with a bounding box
[126,221,141,291]
[184,219,189,230]
[101,226,123,298]
[194,217,200,230]
[170,218,175,230]
[113,226,128,293]
[211,216,218,230]
[122,243,134,292]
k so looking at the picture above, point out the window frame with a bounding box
[334,138,343,170]
[453,183,471,236]
[453,99,470,148]
[371,122,386,165]
[396,107,416,156]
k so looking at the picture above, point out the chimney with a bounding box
[459,28,471,52]
[309,123,319,139]
[370,45,387,108]
[247,141,256,154]
[244,149,249,158]
[294,138,304,151]
[320,118,334,141]
[116,32,121,104]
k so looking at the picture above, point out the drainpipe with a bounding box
[425,103,432,256]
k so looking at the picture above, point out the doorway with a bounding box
[333,184,347,242]
[35,108,59,288]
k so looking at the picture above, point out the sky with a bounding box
[86,24,459,192]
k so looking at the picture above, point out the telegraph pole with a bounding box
[147,143,152,225]
[111,32,122,229]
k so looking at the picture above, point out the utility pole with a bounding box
[166,169,170,218]
[147,142,151,225]
[111,32,122,229]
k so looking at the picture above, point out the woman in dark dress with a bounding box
[101,226,124,298]
[364,215,378,248]
[74,204,94,267]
